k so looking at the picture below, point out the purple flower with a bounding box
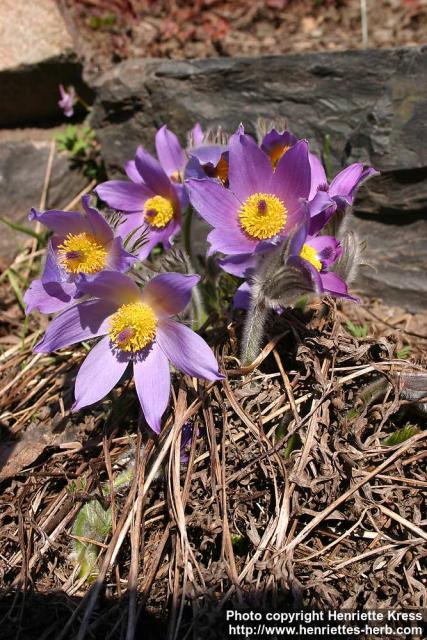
[58,84,76,118]
[286,213,358,301]
[308,153,379,235]
[232,209,358,310]
[34,271,223,432]
[24,196,134,315]
[186,128,311,257]
[260,128,298,169]
[95,146,185,260]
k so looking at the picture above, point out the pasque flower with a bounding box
[58,84,76,118]
[34,271,223,432]
[152,123,227,184]
[95,145,185,259]
[24,196,134,314]
[308,153,379,234]
[186,127,312,256]
[230,204,357,312]
[260,128,298,170]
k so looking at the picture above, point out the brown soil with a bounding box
[59,0,427,78]
[1,236,426,637]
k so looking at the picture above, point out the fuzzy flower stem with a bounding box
[182,205,194,260]
[183,206,207,330]
[241,294,269,366]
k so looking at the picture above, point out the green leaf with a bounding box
[283,433,302,459]
[6,269,25,310]
[396,346,411,359]
[0,217,44,241]
[88,15,101,30]
[383,424,418,447]
[346,320,369,339]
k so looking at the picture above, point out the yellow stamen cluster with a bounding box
[239,193,287,240]
[143,195,174,228]
[270,144,290,169]
[300,244,322,272]
[109,302,157,352]
[57,233,107,274]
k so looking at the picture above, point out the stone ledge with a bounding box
[89,48,427,311]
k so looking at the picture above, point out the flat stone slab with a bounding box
[0,0,92,126]
[0,136,88,266]
[90,48,427,311]
[0,0,74,70]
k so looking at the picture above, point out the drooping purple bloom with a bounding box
[24,195,134,314]
[286,212,357,301]
[34,271,223,432]
[58,84,76,118]
[232,208,358,310]
[186,128,313,257]
[308,153,379,235]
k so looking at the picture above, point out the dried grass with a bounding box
[1,273,426,639]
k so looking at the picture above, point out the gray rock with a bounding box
[0,0,93,126]
[90,48,427,311]
[0,138,88,265]
[350,213,427,312]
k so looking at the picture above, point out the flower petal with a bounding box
[78,271,141,305]
[29,208,87,237]
[207,227,255,256]
[188,145,225,167]
[228,132,273,201]
[157,319,223,380]
[219,253,255,277]
[307,235,342,268]
[95,180,153,212]
[261,129,298,160]
[320,272,359,301]
[186,178,240,229]
[155,125,186,177]
[190,122,204,146]
[133,342,171,433]
[329,164,379,203]
[271,140,311,226]
[124,159,143,183]
[81,195,113,244]
[308,152,328,199]
[308,191,337,236]
[233,282,252,310]
[34,299,116,353]
[24,279,77,314]
[105,237,136,272]
[134,146,173,197]
[73,336,129,410]
[41,239,66,284]
[142,273,200,317]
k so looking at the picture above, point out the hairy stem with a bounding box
[182,206,193,260]
[183,206,208,329]
[241,295,269,366]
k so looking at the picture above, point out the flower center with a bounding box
[269,144,290,169]
[143,195,174,228]
[109,302,157,352]
[300,243,322,272]
[238,193,287,240]
[57,233,107,274]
